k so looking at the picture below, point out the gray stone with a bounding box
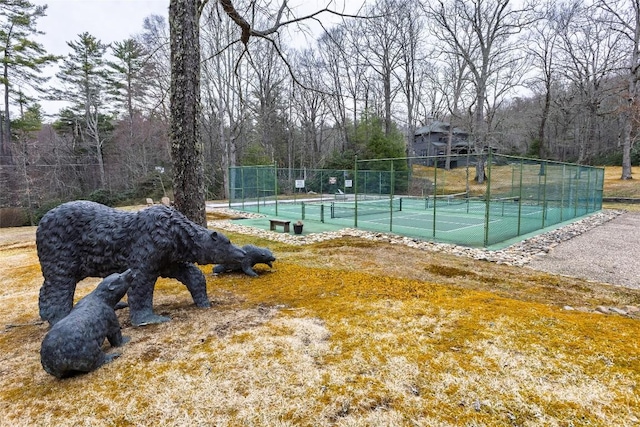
[610,307,628,315]
[37,201,246,327]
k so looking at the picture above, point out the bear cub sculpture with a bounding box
[213,244,276,277]
[36,201,246,327]
[40,270,135,379]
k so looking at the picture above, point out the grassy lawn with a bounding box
[602,166,640,211]
[1,166,639,426]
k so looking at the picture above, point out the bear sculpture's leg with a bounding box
[106,314,130,347]
[127,273,171,326]
[99,326,130,367]
[39,277,76,326]
[241,259,260,277]
[161,262,211,308]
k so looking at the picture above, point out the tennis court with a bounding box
[228,155,604,248]
[230,193,587,249]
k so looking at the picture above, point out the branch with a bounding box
[218,0,252,44]
[218,0,366,45]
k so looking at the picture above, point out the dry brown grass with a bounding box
[1,167,639,426]
[603,166,640,197]
[1,220,640,426]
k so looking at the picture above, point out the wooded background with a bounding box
[0,0,638,221]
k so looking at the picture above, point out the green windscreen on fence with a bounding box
[228,154,604,248]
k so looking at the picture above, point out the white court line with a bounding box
[358,211,502,233]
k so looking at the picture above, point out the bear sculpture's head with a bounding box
[92,269,137,308]
[245,245,276,267]
[199,230,246,265]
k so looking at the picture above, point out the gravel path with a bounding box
[527,211,640,289]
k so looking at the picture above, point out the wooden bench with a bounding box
[269,219,291,233]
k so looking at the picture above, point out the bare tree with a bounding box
[358,0,407,137]
[169,0,365,218]
[556,1,625,163]
[137,14,172,122]
[424,0,536,182]
[438,51,474,169]
[291,48,333,167]
[527,1,561,159]
[200,3,249,199]
[317,26,366,152]
[246,39,288,164]
[598,0,640,179]
[393,0,429,158]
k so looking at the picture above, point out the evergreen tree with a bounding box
[0,0,58,161]
[51,32,112,188]
[107,38,151,122]
[11,101,41,136]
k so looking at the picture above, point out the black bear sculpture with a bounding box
[40,270,135,379]
[213,244,276,277]
[36,201,245,326]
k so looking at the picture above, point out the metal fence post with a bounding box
[354,155,358,228]
[484,151,493,247]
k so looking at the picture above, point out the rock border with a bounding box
[208,209,623,267]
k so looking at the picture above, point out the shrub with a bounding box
[0,208,29,228]
[88,189,119,206]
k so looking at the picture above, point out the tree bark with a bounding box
[169,0,206,226]
[621,68,635,179]
[621,0,640,180]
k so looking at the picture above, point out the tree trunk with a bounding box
[86,112,106,188]
[4,67,9,147]
[621,1,640,181]
[621,82,634,180]
[474,83,487,183]
[538,85,551,159]
[2,63,12,162]
[445,126,453,170]
[169,0,206,226]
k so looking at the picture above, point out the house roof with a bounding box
[415,120,468,136]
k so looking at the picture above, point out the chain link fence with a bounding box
[229,154,603,247]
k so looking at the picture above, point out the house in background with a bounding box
[412,120,471,168]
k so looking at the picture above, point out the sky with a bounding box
[31,0,169,116]
[27,0,360,117]
[33,0,169,56]
[32,0,356,57]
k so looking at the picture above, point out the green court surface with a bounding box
[225,197,596,249]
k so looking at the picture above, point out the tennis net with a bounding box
[330,198,401,219]
[399,192,469,210]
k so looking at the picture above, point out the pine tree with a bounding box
[52,32,112,188]
[107,38,152,122]
[0,0,58,162]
